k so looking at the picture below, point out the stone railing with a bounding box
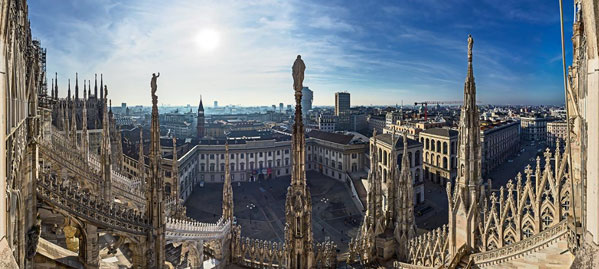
[393,262,434,269]
[88,154,144,197]
[37,173,149,235]
[236,237,285,268]
[471,219,572,267]
[165,217,230,243]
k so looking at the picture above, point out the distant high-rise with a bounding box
[214,100,218,108]
[301,87,313,117]
[279,103,284,113]
[335,92,350,130]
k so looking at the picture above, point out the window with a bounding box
[285,149,290,154]
[200,164,205,172]
[352,153,357,159]
[250,162,254,170]
[231,154,235,159]
[240,153,245,159]
[201,154,205,160]
[285,158,289,166]
[231,163,235,171]
[240,163,245,170]
[220,164,225,171]
[277,160,281,167]
[277,150,281,155]
[259,161,263,169]
[221,154,224,160]
[268,151,272,156]
[210,164,215,172]
[210,154,214,160]
[259,152,263,157]
[250,153,254,158]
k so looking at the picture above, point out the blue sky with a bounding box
[29,0,572,107]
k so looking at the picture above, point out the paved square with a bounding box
[185,171,363,252]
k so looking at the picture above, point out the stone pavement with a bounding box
[184,171,363,252]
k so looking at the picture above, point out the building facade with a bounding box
[521,116,552,141]
[335,92,351,130]
[419,128,458,185]
[306,130,368,182]
[317,114,337,132]
[480,120,520,175]
[367,114,386,134]
[547,120,567,145]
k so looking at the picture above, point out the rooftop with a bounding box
[374,133,421,148]
[421,128,458,137]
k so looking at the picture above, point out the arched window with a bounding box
[436,155,440,167]
[443,142,448,154]
[431,139,435,151]
[431,153,435,166]
[414,150,421,166]
[443,157,448,169]
[383,151,387,166]
[408,152,413,168]
[426,138,430,150]
[426,152,429,163]
[437,141,441,153]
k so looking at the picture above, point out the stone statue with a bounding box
[151,73,160,105]
[467,34,474,61]
[292,55,305,93]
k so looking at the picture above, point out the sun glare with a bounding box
[195,28,220,51]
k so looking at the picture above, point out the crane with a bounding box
[414,101,463,121]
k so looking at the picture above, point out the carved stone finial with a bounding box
[467,34,474,62]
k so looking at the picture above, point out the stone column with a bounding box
[81,224,99,268]
[129,240,146,269]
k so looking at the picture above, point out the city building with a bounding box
[335,92,351,130]
[317,114,337,132]
[367,114,386,134]
[306,130,368,182]
[480,120,520,175]
[419,128,458,185]
[521,116,553,141]
[547,120,567,145]
[301,86,313,117]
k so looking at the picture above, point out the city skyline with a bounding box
[31,0,570,107]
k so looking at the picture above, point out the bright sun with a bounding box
[195,28,220,51]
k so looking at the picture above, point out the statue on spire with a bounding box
[151,73,160,105]
[292,55,305,103]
